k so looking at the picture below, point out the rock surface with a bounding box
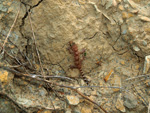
[66,95,79,105]
[0,0,150,113]
[116,94,126,112]
[123,93,138,109]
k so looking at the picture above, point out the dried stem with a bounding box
[1,3,21,53]
[28,11,45,78]
[126,74,150,81]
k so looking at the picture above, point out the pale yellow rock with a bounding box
[128,26,136,34]
[118,5,124,10]
[135,65,140,70]
[41,110,52,113]
[116,0,122,2]
[0,70,8,83]
[128,0,138,9]
[66,95,79,105]
[68,69,79,77]
[91,90,97,95]
[130,10,138,14]
[120,60,125,65]
[116,97,126,112]
[0,13,4,20]
[122,12,134,19]
[79,0,86,4]
[81,108,91,113]
[113,0,117,6]
[3,1,6,5]
[139,16,150,22]
[143,55,150,74]
[81,104,93,113]
[111,75,121,92]
[7,2,12,6]
[7,7,13,13]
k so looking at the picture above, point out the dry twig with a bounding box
[1,3,21,53]
[28,11,45,78]
[126,74,150,81]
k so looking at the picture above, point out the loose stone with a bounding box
[66,95,79,105]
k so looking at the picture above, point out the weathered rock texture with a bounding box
[0,0,150,113]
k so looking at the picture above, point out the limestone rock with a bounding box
[66,95,79,105]
[143,55,150,74]
[123,93,138,109]
[119,5,124,10]
[16,97,33,107]
[0,97,17,113]
[133,45,140,52]
[110,75,121,92]
[116,94,126,112]
[139,15,150,22]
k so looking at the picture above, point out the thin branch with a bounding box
[45,83,56,110]
[76,85,123,90]
[30,74,74,81]
[126,74,150,81]
[28,11,45,78]
[1,3,21,53]
[8,38,34,69]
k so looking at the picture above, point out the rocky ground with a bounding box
[0,0,150,113]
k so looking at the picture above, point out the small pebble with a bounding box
[119,5,124,10]
[133,45,140,52]
[142,40,147,46]
[123,93,138,109]
[116,97,126,112]
[139,15,150,22]
[120,61,125,65]
[66,95,79,105]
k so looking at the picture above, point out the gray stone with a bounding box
[123,93,138,109]
[142,40,147,46]
[106,0,113,9]
[73,107,81,113]
[65,110,71,113]
[74,110,81,113]
[0,4,8,12]
[0,97,18,113]
[39,89,47,96]
[121,24,128,35]
[133,45,140,52]
[0,4,3,11]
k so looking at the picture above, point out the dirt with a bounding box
[0,0,150,113]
